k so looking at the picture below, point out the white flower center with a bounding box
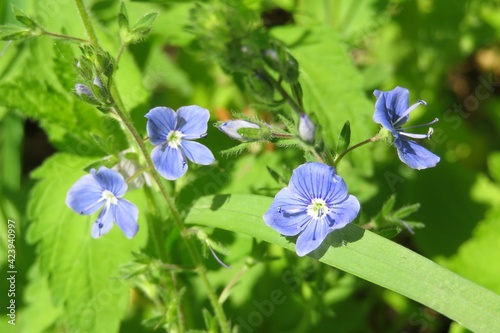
[307,198,329,219]
[167,130,184,149]
[102,190,118,205]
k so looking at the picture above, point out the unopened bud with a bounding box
[299,113,315,143]
[75,84,93,98]
[218,120,262,141]
[93,77,103,88]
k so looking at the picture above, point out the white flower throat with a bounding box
[101,190,118,206]
[307,198,329,219]
[167,130,184,149]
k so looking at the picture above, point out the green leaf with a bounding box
[16,263,63,332]
[336,120,351,155]
[12,5,40,29]
[379,195,396,217]
[391,203,421,219]
[133,12,158,30]
[488,152,500,183]
[186,194,500,332]
[443,206,500,295]
[127,12,158,42]
[118,2,129,32]
[27,153,148,333]
[0,25,31,40]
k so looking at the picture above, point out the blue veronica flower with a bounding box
[373,86,440,169]
[263,162,360,257]
[145,106,215,180]
[66,167,139,239]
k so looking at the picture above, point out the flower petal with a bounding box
[263,188,310,236]
[176,105,210,139]
[373,86,410,129]
[92,167,127,197]
[327,195,360,230]
[151,145,187,180]
[66,174,104,215]
[115,199,139,239]
[295,218,330,257]
[289,162,344,202]
[394,138,440,170]
[91,204,116,238]
[145,107,176,145]
[181,140,215,165]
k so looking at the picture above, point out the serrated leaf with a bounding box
[26,153,148,333]
[186,194,500,332]
[336,120,351,154]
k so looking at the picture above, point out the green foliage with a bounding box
[186,194,500,332]
[26,153,148,333]
[3,0,500,332]
[336,120,351,156]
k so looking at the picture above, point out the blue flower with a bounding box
[145,106,215,180]
[66,167,139,239]
[373,86,440,169]
[263,162,360,257]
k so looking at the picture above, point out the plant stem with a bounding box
[258,70,304,114]
[43,31,89,43]
[334,134,380,166]
[73,1,229,331]
[74,0,99,47]
[110,103,229,332]
[115,43,126,68]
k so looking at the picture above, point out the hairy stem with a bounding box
[110,103,229,332]
[74,0,99,47]
[74,1,229,331]
[43,31,89,43]
[334,134,380,166]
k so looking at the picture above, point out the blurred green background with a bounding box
[1,0,499,332]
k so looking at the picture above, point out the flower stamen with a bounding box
[393,99,427,127]
[307,198,329,220]
[166,130,184,149]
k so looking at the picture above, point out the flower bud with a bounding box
[218,120,262,141]
[299,113,315,143]
[75,84,93,98]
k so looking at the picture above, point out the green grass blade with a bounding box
[186,194,500,332]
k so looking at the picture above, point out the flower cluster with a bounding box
[67,105,215,238]
[261,86,440,256]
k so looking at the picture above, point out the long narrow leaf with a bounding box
[186,194,500,332]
